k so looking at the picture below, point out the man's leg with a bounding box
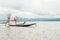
[14,18,17,25]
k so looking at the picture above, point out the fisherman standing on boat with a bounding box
[14,17,17,25]
[6,14,11,25]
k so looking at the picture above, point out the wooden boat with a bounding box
[9,23,36,27]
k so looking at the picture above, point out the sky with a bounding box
[32,0,60,16]
[0,0,60,18]
[0,0,32,11]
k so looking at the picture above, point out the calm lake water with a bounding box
[0,21,60,40]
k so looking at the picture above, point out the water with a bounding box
[0,22,60,40]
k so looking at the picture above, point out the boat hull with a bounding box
[9,23,36,27]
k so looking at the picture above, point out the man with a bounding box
[6,14,11,25]
[14,17,17,24]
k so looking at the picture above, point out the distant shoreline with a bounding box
[0,18,60,21]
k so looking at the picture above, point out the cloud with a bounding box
[0,0,32,11]
[32,0,60,15]
[0,0,60,18]
[0,7,40,20]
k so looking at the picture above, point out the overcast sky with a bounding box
[0,0,60,18]
[32,0,60,15]
[0,0,32,11]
